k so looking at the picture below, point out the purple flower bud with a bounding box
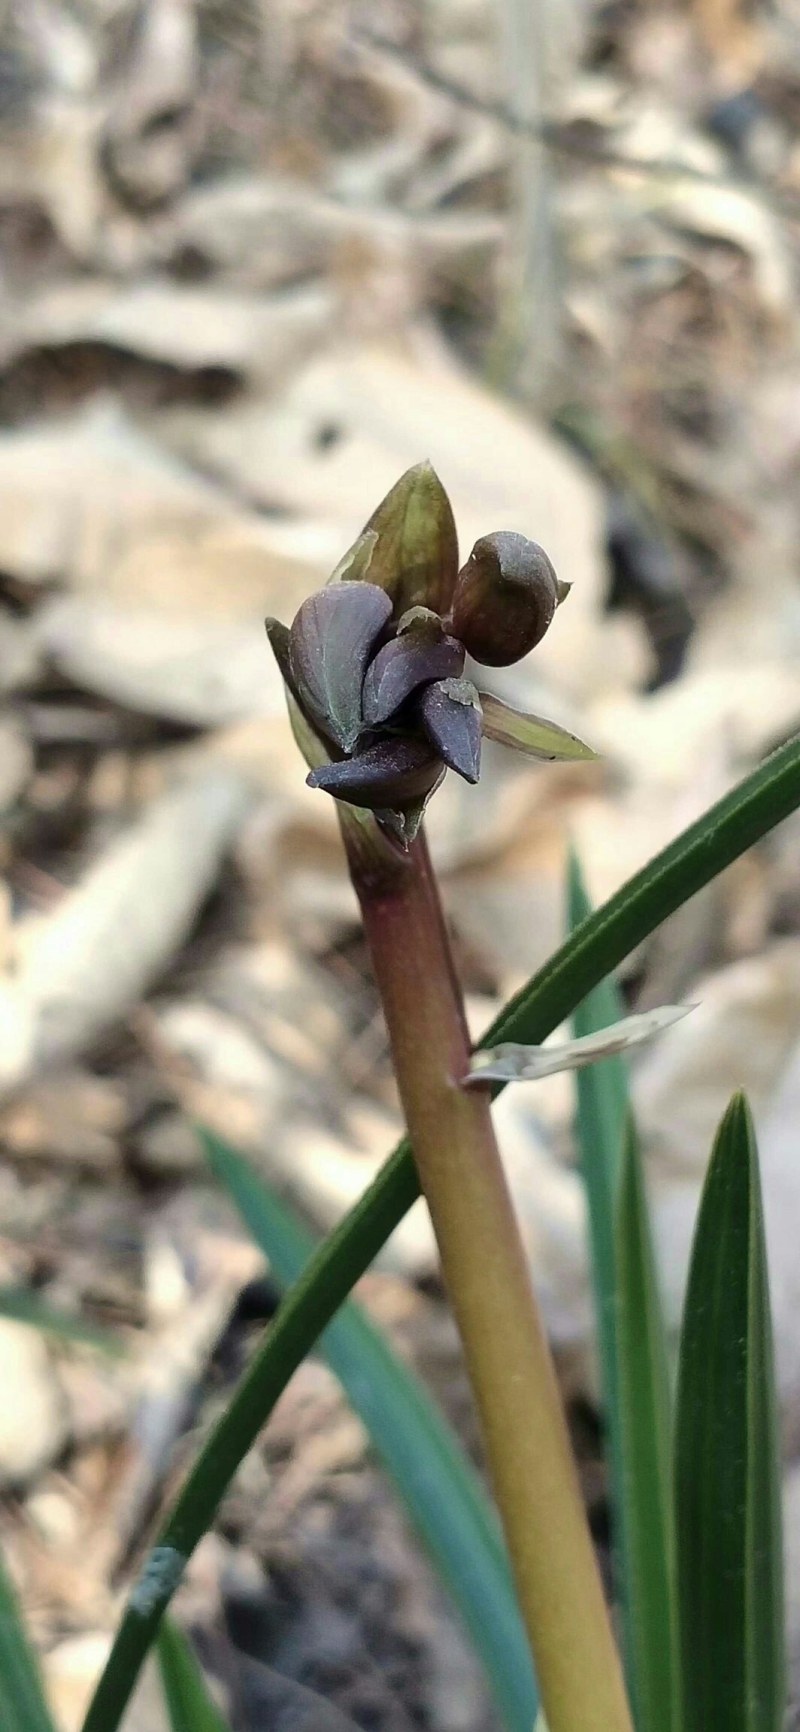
[418,677,482,784]
[266,476,590,840]
[362,623,464,727]
[288,582,392,753]
[307,738,444,811]
[450,532,564,667]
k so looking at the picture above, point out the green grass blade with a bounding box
[566,853,627,1454]
[157,1620,230,1732]
[0,1546,57,1732]
[81,730,800,1732]
[675,1093,784,1732]
[204,1130,536,1732]
[0,1287,122,1355]
[616,1120,678,1732]
[567,855,678,1731]
[567,856,678,1732]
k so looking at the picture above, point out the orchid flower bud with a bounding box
[265,468,593,850]
[449,532,568,667]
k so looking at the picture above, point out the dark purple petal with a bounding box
[289,582,392,752]
[361,629,464,727]
[418,677,482,784]
[306,737,443,811]
[362,462,459,617]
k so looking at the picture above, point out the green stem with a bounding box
[348,829,632,1732]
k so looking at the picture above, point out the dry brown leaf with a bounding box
[0,400,228,591]
[103,0,197,208]
[0,612,41,694]
[0,769,253,1092]
[591,663,800,788]
[35,598,287,726]
[155,331,648,700]
[5,278,333,382]
[0,400,332,623]
[0,1320,68,1487]
[656,180,793,318]
[0,98,105,258]
[161,173,334,284]
[633,941,800,1179]
[0,1070,126,1170]
[0,714,32,810]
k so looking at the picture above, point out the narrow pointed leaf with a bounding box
[80,730,800,1732]
[675,1093,784,1732]
[308,737,443,810]
[363,461,459,616]
[567,855,679,1732]
[0,1545,57,1732]
[615,1121,678,1732]
[479,692,598,761]
[362,629,464,726]
[419,678,482,783]
[464,1005,690,1084]
[289,582,392,752]
[567,855,628,1410]
[204,1133,537,1732]
[567,859,632,1697]
[157,1619,230,1732]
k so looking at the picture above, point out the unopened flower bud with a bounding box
[450,532,566,667]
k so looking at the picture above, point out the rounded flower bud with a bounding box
[449,532,565,667]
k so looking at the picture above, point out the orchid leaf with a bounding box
[0,1545,56,1732]
[675,1093,784,1732]
[615,1120,678,1732]
[157,1620,230,1732]
[204,1133,537,1732]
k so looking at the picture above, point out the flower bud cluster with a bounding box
[266,463,583,845]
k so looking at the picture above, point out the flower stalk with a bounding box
[266,460,632,1732]
[345,827,632,1732]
